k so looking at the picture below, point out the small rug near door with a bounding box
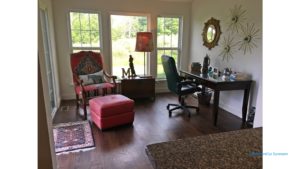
[53,120,95,154]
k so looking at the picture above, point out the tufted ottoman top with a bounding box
[89,94,134,118]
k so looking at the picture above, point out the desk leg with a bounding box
[213,90,220,126]
[242,88,250,125]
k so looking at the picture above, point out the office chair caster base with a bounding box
[168,111,172,117]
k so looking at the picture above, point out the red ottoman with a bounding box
[89,94,134,129]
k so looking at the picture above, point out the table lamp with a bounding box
[135,32,153,76]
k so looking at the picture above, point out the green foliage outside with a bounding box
[156,17,180,79]
[70,12,100,47]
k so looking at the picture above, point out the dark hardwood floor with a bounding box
[53,93,247,169]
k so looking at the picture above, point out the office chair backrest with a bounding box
[161,55,181,94]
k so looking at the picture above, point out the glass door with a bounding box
[39,9,57,116]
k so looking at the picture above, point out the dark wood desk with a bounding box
[180,70,252,126]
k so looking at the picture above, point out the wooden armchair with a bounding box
[70,51,117,119]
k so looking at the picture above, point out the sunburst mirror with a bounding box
[227,4,247,33]
[202,17,221,50]
[238,23,260,54]
[218,34,239,61]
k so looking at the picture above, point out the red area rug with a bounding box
[53,120,95,154]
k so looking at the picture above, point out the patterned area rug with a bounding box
[53,120,95,154]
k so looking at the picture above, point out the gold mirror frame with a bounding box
[202,17,221,50]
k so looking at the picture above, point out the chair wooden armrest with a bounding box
[74,76,82,85]
[103,70,117,85]
[73,75,87,94]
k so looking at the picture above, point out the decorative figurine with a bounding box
[122,68,131,78]
[129,55,136,77]
[202,54,210,75]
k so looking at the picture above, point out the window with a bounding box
[110,14,148,78]
[69,11,102,53]
[157,16,182,79]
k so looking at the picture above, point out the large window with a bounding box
[69,11,102,53]
[157,16,182,79]
[110,14,148,78]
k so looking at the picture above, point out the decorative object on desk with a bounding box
[202,54,210,74]
[129,55,136,77]
[236,72,251,80]
[121,68,131,78]
[190,62,201,73]
[213,67,219,79]
[226,4,247,33]
[208,66,213,72]
[218,34,239,61]
[202,17,221,50]
[238,23,260,54]
[222,68,232,80]
[53,120,95,154]
[135,32,154,76]
[230,72,251,80]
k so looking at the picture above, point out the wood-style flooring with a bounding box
[53,93,247,169]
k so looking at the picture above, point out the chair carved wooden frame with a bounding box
[70,51,117,120]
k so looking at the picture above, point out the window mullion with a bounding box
[79,14,83,48]
[88,14,92,47]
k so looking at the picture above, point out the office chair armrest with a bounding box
[178,75,186,81]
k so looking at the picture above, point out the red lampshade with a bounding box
[135,32,154,52]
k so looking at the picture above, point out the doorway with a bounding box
[39,8,57,117]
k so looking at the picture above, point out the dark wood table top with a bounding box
[146,128,262,169]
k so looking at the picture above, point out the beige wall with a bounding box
[189,0,262,127]
[52,0,192,99]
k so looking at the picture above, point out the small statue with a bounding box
[129,55,136,77]
[202,54,210,75]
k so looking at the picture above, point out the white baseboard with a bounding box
[62,93,76,100]
[61,82,169,100]
[219,101,242,118]
[156,87,169,93]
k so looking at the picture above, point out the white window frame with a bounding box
[67,10,104,53]
[156,16,183,79]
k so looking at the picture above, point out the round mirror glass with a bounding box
[206,25,216,43]
[202,17,221,50]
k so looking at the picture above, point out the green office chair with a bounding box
[161,55,200,117]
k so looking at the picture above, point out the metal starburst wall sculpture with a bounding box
[238,23,260,54]
[218,34,239,61]
[227,5,247,33]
